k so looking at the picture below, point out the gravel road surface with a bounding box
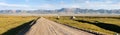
[19,17,94,35]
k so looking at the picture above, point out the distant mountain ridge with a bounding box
[0,8,120,15]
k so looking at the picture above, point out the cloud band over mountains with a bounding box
[0,0,120,10]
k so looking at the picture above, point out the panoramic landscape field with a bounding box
[0,0,120,35]
[45,16,120,35]
[0,15,120,35]
[0,15,38,35]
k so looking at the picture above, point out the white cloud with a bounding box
[79,0,120,9]
[39,4,54,8]
[36,4,60,10]
[0,2,32,10]
[0,0,120,10]
[0,2,30,7]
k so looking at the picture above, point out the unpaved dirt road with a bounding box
[19,17,94,35]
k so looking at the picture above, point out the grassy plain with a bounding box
[45,16,120,35]
[0,15,119,35]
[0,15,37,35]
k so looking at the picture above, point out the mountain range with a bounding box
[0,8,120,15]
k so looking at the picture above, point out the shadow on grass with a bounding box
[2,17,40,35]
[75,20,120,33]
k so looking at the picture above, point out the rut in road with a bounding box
[19,17,94,35]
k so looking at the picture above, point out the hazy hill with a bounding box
[0,8,120,15]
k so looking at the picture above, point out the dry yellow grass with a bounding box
[76,17,120,26]
[45,16,120,35]
[0,15,37,35]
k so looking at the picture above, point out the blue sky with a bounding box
[0,0,120,10]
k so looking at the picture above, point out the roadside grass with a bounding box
[0,15,37,35]
[75,17,120,26]
[45,16,120,35]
